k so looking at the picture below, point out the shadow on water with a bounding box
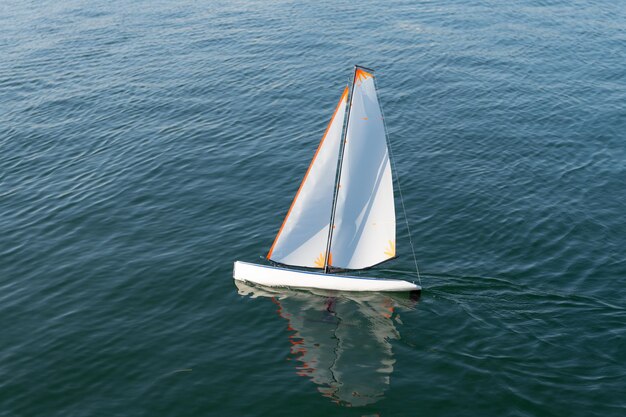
[235,281,420,407]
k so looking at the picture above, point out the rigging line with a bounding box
[373,76,422,287]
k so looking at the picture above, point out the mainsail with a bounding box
[329,69,396,269]
[267,87,349,268]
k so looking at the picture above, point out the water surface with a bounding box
[1,0,625,416]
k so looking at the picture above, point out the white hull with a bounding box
[233,261,420,292]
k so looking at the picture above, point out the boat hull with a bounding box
[233,261,420,292]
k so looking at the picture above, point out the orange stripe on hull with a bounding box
[267,87,349,260]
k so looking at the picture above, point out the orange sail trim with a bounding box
[267,87,349,260]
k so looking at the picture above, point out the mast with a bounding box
[323,65,368,273]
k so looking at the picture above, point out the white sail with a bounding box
[329,69,396,269]
[267,87,348,268]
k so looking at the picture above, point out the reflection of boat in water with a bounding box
[235,281,419,407]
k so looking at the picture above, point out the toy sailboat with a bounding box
[234,66,421,292]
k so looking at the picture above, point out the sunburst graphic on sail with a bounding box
[313,252,332,269]
[384,240,396,258]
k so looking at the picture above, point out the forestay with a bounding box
[267,87,349,268]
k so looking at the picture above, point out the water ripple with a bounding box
[1,0,625,416]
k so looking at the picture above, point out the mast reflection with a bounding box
[236,281,419,407]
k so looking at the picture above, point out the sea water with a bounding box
[1,1,625,415]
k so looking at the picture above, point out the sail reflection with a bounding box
[235,281,419,407]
